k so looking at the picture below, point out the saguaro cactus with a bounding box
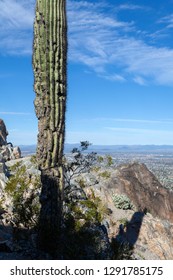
[33,0,67,252]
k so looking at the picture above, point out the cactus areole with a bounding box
[33,0,67,252]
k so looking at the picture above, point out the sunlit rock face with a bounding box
[0,119,21,161]
[84,162,173,259]
[108,162,173,223]
[0,119,8,147]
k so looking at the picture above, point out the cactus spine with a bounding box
[33,0,67,252]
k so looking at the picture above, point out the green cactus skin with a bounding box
[33,0,67,253]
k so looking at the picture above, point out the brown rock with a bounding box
[84,162,173,259]
[134,214,173,259]
[0,119,8,147]
[108,162,173,223]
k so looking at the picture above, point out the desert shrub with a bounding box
[111,238,133,260]
[89,188,111,216]
[91,166,101,173]
[112,194,134,210]
[67,198,102,226]
[30,155,37,165]
[76,177,87,188]
[106,155,114,166]
[4,161,41,228]
[99,171,111,179]
[8,161,22,172]
[97,156,104,163]
[65,188,109,234]
[118,218,129,227]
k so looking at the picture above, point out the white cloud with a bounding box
[1,0,173,86]
[0,111,31,115]
[133,76,147,86]
[68,1,173,86]
[159,14,173,28]
[91,118,173,125]
[66,116,173,145]
[99,73,126,82]
[118,4,145,10]
[0,0,35,54]
[105,127,168,133]
[0,0,34,29]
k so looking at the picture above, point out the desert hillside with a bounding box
[1,121,173,259]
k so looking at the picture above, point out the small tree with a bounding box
[64,141,97,190]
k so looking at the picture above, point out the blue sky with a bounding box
[1,0,173,145]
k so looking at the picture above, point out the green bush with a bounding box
[118,218,129,227]
[99,171,111,179]
[91,166,101,173]
[106,155,114,166]
[4,161,41,228]
[97,156,104,163]
[112,194,134,210]
[76,177,87,188]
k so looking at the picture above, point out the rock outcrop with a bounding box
[82,161,173,259]
[1,154,173,260]
[107,162,173,223]
[0,119,8,146]
[0,119,21,161]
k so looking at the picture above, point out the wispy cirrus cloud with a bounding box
[91,117,173,125]
[159,13,173,28]
[0,111,31,115]
[0,0,35,54]
[0,0,34,29]
[66,127,173,145]
[68,0,173,86]
[98,73,126,82]
[1,0,173,86]
[118,4,145,10]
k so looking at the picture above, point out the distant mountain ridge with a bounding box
[20,144,173,156]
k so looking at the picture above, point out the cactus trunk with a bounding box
[33,0,67,253]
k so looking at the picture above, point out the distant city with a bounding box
[20,144,173,191]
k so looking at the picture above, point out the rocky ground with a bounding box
[76,162,173,260]
[1,119,173,259]
[0,155,173,259]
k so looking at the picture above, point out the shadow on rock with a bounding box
[111,210,146,259]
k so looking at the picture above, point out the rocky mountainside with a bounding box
[83,162,173,259]
[107,163,173,222]
[0,155,173,259]
[0,124,173,259]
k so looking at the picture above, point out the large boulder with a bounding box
[0,144,21,161]
[12,146,21,159]
[107,162,173,223]
[0,120,21,161]
[0,119,8,147]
